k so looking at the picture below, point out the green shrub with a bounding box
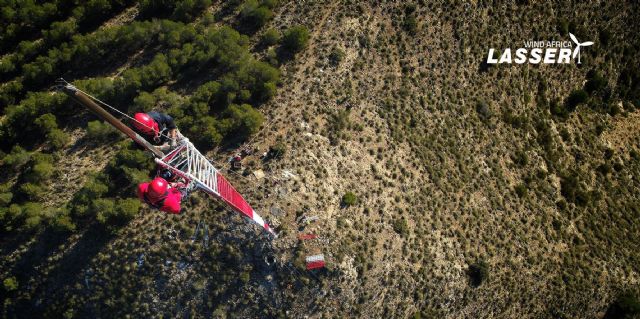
[564,89,588,112]
[35,113,58,133]
[269,142,286,159]
[584,70,607,94]
[87,120,118,140]
[2,277,18,293]
[93,198,115,225]
[133,91,156,111]
[20,202,44,231]
[47,129,69,149]
[74,175,109,207]
[43,19,77,45]
[560,172,590,206]
[95,198,139,228]
[240,0,274,30]
[515,183,528,198]
[121,167,151,185]
[227,104,264,138]
[171,0,212,21]
[403,15,418,34]
[342,192,358,207]
[328,109,350,142]
[27,159,54,183]
[51,210,76,233]
[475,100,492,120]
[3,146,30,168]
[114,148,153,170]
[557,18,569,35]
[114,198,141,224]
[261,28,280,46]
[184,116,220,149]
[468,260,489,287]
[392,218,409,237]
[329,47,345,66]
[512,150,529,167]
[0,191,12,206]
[19,183,45,201]
[191,81,221,106]
[240,271,251,283]
[549,99,569,119]
[605,291,640,319]
[138,0,210,21]
[281,25,309,54]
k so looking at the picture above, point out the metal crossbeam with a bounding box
[154,139,275,236]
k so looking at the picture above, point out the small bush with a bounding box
[342,192,358,207]
[47,129,69,150]
[269,142,286,159]
[26,159,54,183]
[281,25,309,54]
[20,202,45,231]
[476,100,492,120]
[240,271,251,283]
[584,71,607,94]
[560,172,590,206]
[329,47,345,66]
[19,183,45,201]
[557,18,569,35]
[403,15,418,34]
[115,198,141,224]
[261,28,280,46]
[240,0,273,30]
[51,210,76,233]
[3,146,31,168]
[0,191,12,206]
[392,218,409,237]
[87,120,118,140]
[2,277,18,293]
[564,89,588,112]
[549,99,569,119]
[35,113,58,133]
[468,260,489,287]
[512,150,529,167]
[73,175,109,208]
[227,104,264,139]
[515,183,528,198]
[94,197,140,228]
[604,291,640,319]
[93,198,115,224]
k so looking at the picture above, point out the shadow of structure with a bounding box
[6,224,113,317]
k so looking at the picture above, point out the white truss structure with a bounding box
[155,139,275,236]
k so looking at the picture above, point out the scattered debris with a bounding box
[166,228,178,240]
[270,206,285,217]
[191,221,202,243]
[305,254,326,270]
[298,233,317,240]
[302,216,319,224]
[231,154,242,170]
[253,169,266,180]
[277,187,288,199]
[203,224,209,248]
[282,170,298,179]
[137,254,145,268]
[241,148,253,156]
[84,270,93,290]
[177,261,189,270]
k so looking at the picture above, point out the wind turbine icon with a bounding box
[570,33,593,64]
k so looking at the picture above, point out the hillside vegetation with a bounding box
[1,0,640,318]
